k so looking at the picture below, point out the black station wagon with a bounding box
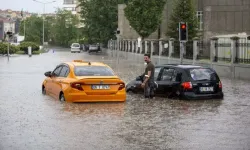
[126,64,224,100]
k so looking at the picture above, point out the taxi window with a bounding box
[74,66,115,76]
[53,66,63,77]
[59,66,69,77]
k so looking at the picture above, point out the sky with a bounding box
[0,0,64,13]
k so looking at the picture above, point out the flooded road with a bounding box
[0,49,250,150]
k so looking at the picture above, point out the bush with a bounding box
[0,42,20,54]
[20,42,39,54]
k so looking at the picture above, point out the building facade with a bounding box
[118,0,250,41]
[0,18,15,41]
[63,0,78,12]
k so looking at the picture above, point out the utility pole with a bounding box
[6,31,13,61]
[33,0,56,46]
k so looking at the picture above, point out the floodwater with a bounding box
[0,48,250,150]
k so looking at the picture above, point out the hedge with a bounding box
[19,42,39,54]
[0,43,20,54]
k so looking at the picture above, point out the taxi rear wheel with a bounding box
[59,92,65,102]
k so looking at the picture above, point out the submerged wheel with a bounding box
[42,86,46,95]
[59,92,65,102]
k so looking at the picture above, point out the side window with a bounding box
[171,70,178,81]
[160,68,175,81]
[52,66,63,77]
[154,67,161,80]
[59,66,70,77]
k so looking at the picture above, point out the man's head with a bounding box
[144,53,151,63]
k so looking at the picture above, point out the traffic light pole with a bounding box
[180,41,184,64]
[116,29,120,72]
[179,22,188,64]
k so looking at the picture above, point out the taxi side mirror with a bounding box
[44,71,52,77]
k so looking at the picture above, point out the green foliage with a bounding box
[124,0,166,39]
[50,9,80,47]
[78,0,118,44]
[19,15,44,44]
[19,10,80,47]
[0,43,20,54]
[166,0,199,40]
[19,42,39,54]
[16,51,25,54]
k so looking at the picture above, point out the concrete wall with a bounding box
[202,0,250,40]
[108,50,250,81]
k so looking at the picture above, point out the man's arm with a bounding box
[143,71,151,83]
[143,64,152,84]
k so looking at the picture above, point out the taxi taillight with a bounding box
[70,82,84,91]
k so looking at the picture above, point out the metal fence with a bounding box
[108,37,250,64]
[197,41,210,60]
[236,39,250,63]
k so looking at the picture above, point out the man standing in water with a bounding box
[141,53,155,98]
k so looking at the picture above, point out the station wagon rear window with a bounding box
[189,68,218,81]
[72,43,80,47]
[74,66,115,76]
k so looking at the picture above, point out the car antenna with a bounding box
[88,62,91,65]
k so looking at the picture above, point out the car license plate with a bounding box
[92,85,110,90]
[200,87,214,92]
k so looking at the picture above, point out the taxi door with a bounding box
[51,66,70,100]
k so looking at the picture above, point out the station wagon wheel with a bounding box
[42,86,46,95]
[59,93,65,102]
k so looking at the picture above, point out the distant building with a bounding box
[63,0,78,12]
[0,18,15,41]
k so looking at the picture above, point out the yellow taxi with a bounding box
[42,60,126,102]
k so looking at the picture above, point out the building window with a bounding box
[196,11,203,31]
[63,0,75,4]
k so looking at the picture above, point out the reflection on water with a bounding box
[61,102,125,117]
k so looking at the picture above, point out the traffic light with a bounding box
[179,22,188,41]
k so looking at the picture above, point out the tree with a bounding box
[166,0,198,40]
[124,0,166,39]
[19,15,44,44]
[78,0,118,45]
[50,9,80,46]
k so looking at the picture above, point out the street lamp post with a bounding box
[33,0,56,46]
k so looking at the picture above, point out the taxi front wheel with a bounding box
[42,86,46,95]
[59,92,65,102]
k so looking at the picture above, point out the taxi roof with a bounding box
[65,60,107,67]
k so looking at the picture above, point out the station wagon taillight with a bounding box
[118,82,125,90]
[70,82,84,91]
[182,82,192,89]
[219,81,222,89]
